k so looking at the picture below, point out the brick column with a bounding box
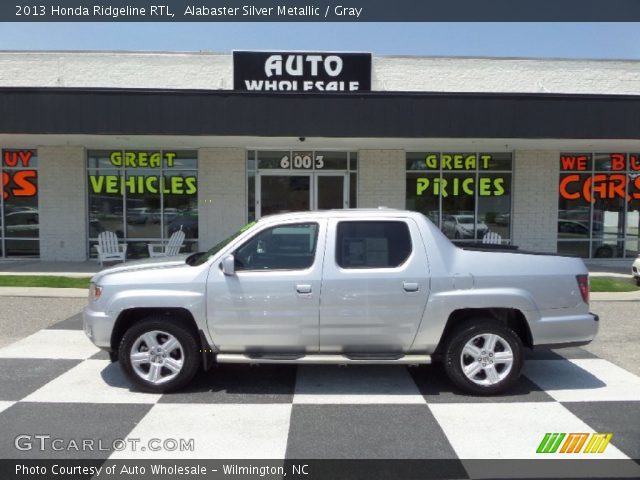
[38,145,88,261]
[197,148,247,250]
[357,149,406,209]
[511,150,560,252]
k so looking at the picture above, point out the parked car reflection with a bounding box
[442,214,488,239]
[5,210,39,237]
[126,207,160,225]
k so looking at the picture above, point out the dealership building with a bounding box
[0,50,639,262]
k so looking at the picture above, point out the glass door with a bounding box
[315,173,348,210]
[257,174,311,217]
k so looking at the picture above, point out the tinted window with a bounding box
[336,221,412,268]
[235,223,318,271]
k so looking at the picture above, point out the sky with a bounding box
[0,22,639,59]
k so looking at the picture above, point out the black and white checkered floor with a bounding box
[0,313,638,462]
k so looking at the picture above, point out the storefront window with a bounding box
[1,149,39,257]
[558,152,640,258]
[87,150,198,259]
[406,152,513,243]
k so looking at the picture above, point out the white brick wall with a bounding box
[198,148,246,250]
[512,150,559,252]
[1,51,638,95]
[372,56,640,94]
[38,146,87,261]
[0,51,231,90]
[358,150,405,209]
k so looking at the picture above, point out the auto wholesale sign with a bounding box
[233,51,371,92]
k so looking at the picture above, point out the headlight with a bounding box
[89,282,103,301]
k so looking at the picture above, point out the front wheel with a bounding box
[442,320,524,395]
[118,316,201,393]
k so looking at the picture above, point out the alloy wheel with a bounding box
[460,333,514,386]
[130,330,184,385]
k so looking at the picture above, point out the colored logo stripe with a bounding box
[560,433,589,453]
[584,433,613,454]
[537,433,613,454]
[537,433,566,453]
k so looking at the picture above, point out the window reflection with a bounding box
[406,152,512,244]
[1,149,39,257]
[558,152,640,258]
[87,150,198,259]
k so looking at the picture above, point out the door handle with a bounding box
[403,282,419,292]
[296,284,312,294]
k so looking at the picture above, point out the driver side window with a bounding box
[234,223,319,271]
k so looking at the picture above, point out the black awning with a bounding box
[1,87,639,139]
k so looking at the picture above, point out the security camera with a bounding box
[299,137,306,142]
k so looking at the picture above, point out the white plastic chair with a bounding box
[95,231,127,266]
[482,231,502,245]
[148,228,186,257]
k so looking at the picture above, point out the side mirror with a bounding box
[221,254,235,276]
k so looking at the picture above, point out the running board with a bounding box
[216,353,431,365]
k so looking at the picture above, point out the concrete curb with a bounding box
[0,272,94,278]
[589,272,632,279]
[0,287,88,298]
[591,291,640,302]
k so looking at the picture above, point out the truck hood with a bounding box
[92,254,191,282]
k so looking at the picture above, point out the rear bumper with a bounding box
[531,312,599,347]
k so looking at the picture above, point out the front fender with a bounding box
[105,288,211,345]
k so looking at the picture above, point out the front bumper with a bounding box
[83,306,115,349]
[531,312,599,347]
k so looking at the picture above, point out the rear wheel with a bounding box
[442,320,524,395]
[118,316,200,393]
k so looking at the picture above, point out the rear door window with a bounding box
[336,221,412,268]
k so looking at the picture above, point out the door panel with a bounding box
[257,173,349,219]
[259,175,310,217]
[206,221,325,353]
[319,218,430,353]
[316,174,347,210]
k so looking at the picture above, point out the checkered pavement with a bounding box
[0,312,639,465]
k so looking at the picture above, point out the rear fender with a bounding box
[411,288,539,351]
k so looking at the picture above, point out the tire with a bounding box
[635,277,640,287]
[118,316,201,393]
[442,319,524,396]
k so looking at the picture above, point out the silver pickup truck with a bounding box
[84,209,598,395]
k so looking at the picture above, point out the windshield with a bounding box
[191,221,257,266]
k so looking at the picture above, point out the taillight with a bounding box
[576,275,589,304]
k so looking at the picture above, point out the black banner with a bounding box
[3,0,640,21]
[233,51,371,93]
[3,459,640,479]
